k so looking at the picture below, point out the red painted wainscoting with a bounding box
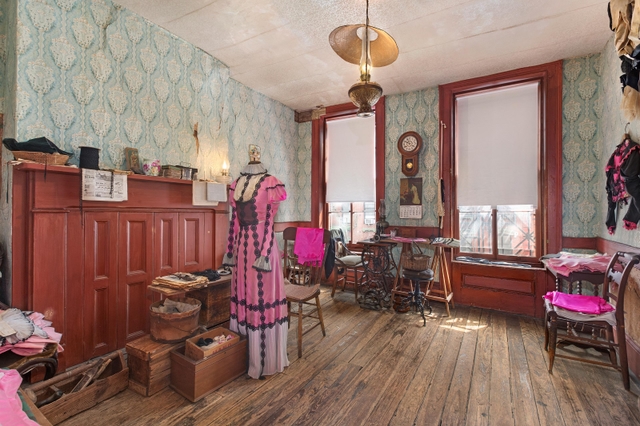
[10,163,228,370]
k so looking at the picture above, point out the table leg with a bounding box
[426,245,453,316]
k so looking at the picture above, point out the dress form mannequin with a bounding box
[223,144,289,379]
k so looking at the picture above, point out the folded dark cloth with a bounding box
[456,256,532,268]
[192,268,220,281]
[3,137,74,156]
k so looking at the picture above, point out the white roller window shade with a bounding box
[326,115,376,202]
[456,82,540,207]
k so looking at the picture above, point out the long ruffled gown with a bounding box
[223,168,289,379]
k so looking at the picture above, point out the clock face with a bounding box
[402,136,418,152]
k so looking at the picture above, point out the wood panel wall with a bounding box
[10,163,229,370]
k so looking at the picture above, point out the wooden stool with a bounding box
[399,269,433,326]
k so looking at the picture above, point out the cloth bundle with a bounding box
[0,309,63,357]
[544,291,615,315]
[152,272,208,289]
[544,253,612,276]
[294,228,325,267]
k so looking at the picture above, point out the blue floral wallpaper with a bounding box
[385,87,440,227]
[562,54,604,238]
[5,0,309,222]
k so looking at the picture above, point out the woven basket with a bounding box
[12,151,69,165]
[401,253,431,271]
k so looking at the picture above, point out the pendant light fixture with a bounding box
[329,0,398,117]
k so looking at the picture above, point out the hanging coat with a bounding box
[610,0,636,56]
[605,137,640,233]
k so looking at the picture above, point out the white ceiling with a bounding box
[117,0,612,112]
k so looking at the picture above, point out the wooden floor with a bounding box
[61,287,640,426]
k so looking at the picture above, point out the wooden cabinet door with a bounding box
[178,212,208,272]
[118,213,154,347]
[154,213,179,278]
[84,212,118,359]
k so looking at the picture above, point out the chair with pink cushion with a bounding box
[544,251,640,390]
[282,227,331,358]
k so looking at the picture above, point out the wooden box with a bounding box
[170,336,247,402]
[126,335,181,396]
[184,327,239,360]
[188,275,231,327]
[35,351,128,425]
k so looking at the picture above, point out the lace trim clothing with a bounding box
[225,171,288,379]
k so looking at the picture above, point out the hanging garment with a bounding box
[609,0,635,56]
[223,168,288,379]
[630,1,640,48]
[293,228,324,267]
[605,136,640,233]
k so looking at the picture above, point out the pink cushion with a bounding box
[544,291,614,315]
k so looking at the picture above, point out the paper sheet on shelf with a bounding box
[82,169,128,202]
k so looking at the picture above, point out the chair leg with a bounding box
[548,315,557,373]
[316,295,326,337]
[544,311,549,351]
[287,301,291,329]
[331,273,338,297]
[618,325,631,391]
[297,301,303,359]
[354,269,359,301]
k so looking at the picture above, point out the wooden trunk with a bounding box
[126,335,182,397]
[36,351,128,425]
[170,337,247,402]
[187,275,232,327]
[184,327,239,360]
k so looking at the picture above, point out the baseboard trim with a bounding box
[627,334,640,382]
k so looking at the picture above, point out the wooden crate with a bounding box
[126,334,181,396]
[36,351,128,425]
[187,275,231,327]
[170,336,247,402]
[184,327,239,360]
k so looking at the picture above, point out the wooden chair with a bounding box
[544,251,640,390]
[283,227,331,358]
[331,228,365,301]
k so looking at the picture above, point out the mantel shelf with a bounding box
[12,162,196,186]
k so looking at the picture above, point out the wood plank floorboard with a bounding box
[60,288,640,426]
[465,309,492,426]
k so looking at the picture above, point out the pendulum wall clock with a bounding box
[397,131,423,176]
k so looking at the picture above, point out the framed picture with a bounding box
[124,147,143,174]
[400,177,422,206]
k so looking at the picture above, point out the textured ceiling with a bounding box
[117,0,612,112]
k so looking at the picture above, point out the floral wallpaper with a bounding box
[599,37,640,247]
[385,87,440,227]
[562,54,604,238]
[6,0,308,222]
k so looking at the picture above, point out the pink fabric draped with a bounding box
[545,254,611,276]
[293,228,324,266]
[390,236,429,243]
[0,369,38,425]
[0,311,64,356]
[544,291,614,315]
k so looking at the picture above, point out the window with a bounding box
[455,82,540,260]
[325,114,376,242]
[327,202,376,243]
